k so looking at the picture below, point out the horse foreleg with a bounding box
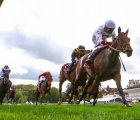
[0,94,5,105]
[0,97,2,105]
[6,92,9,104]
[68,82,78,103]
[41,91,46,104]
[92,86,99,106]
[87,94,91,102]
[35,91,40,105]
[77,78,94,104]
[114,74,131,107]
[58,79,65,105]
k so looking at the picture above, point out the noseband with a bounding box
[116,36,130,52]
[109,35,130,52]
[2,75,9,84]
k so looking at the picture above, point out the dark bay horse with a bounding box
[6,85,16,103]
[0,73,11,104]
[35,75,53,105]
[69,27,133,107]
[58,62,88,104]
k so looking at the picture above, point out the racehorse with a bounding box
[0,73,11,104]
[6,85,16,103]
[58,61,88,104]
[69,27,133,107]
[58,50,91,105]
[35,74,53,105]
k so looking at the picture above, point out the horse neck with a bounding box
[44,79,50,87]
[108,40,120,64]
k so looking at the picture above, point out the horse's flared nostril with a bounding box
[126,50,132,57]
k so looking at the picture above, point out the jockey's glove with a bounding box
[100,40,106,45]
[101,40,112,45]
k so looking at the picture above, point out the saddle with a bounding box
[64,63,78,74]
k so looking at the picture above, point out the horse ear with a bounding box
[125,29,129,35]
[118,26,121,34]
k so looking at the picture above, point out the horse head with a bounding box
[2,73,9,84]
[112,26,133,57]
[11,85,16,91]
[45,75,53,88]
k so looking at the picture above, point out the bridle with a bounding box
[108,34,130,53]
[107,34,130,72]
[45,76,52,87]
[2,75,9,84]
[116,35,130,52]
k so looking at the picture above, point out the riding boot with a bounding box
[67,62,74,73]
[85,47,105,65]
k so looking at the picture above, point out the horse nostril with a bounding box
[126,50,132,57]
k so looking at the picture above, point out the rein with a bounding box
[107,44,119,52]
[107,44,126,72]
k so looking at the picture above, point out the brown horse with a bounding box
[35,75,53,105]
[6,85,16,103]
[58,50,91,105]
[0,73,11,104]
[69,27,133,107]
[58,61,88,104]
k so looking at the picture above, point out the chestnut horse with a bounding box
[6,85,16,103]
[35,75,53,105]
[0,73,11,104]
[69,27,133,107]
[58,61,89,104]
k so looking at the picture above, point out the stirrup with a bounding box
[85,59,92,64]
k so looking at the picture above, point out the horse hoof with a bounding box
[76,100,80,104]
[125,104,132,107]
[71,101,74,104]
[57,101,61,105]
[92,104,96,106]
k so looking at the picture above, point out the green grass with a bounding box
[0,103,140,120]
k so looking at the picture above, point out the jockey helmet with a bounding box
[105,20,116,29]
[104,20,116,34]
[46,71,52,76]
[4,65,9,69]
[78,45,85,50]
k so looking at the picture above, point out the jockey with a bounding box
[0,65,11,79]
[85,20,116,65]
[37,71,52,88]
[67,45,86,73]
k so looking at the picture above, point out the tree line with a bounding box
[3,83,106,104]
[3,84,67,104]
